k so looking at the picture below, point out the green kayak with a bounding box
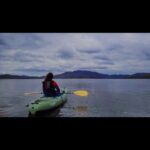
[27,88,68,115]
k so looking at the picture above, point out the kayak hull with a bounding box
[27,88,68,115]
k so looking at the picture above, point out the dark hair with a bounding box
[44,72,53,81]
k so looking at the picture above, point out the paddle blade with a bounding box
[73,90,89,96]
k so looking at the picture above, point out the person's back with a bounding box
[42,72,60,97]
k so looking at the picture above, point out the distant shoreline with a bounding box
[0,77,150,79]
[0,70,150,79]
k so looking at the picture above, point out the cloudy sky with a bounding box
[0,33,150,76]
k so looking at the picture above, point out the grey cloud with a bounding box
[98,61,114,65]
[0,37,11,50]
[142,51,150,60]
[0,38,7,46]
[0,54,12,61]
[15,68,52,76]
[93,55,114,65]
[94,55,111,61]
[14,52,43,63]
[0,51,43,63]
[107,44,124,51]
[15,67,65,76]
[79,66,108,70]
[0,33,47,51]
[78,48,101,54]
[0,33,150,75]
[16,68,50,73]
[57,49,75,59]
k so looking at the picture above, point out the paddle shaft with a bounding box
[25,90,88,96]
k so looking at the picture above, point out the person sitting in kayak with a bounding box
[42,72,60,97]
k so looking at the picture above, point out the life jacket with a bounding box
[42,80,59,96]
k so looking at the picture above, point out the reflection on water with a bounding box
[74,106,88,112]
[0,79,150,117]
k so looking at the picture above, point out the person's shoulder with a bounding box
[52,80,57,83]
[52,80,58,85]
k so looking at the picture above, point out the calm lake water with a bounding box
[0,79,150,117]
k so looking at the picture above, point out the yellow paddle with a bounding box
[24,90,89,97]
[72,90,89,96]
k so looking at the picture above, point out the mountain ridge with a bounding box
[0,70,150,79]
